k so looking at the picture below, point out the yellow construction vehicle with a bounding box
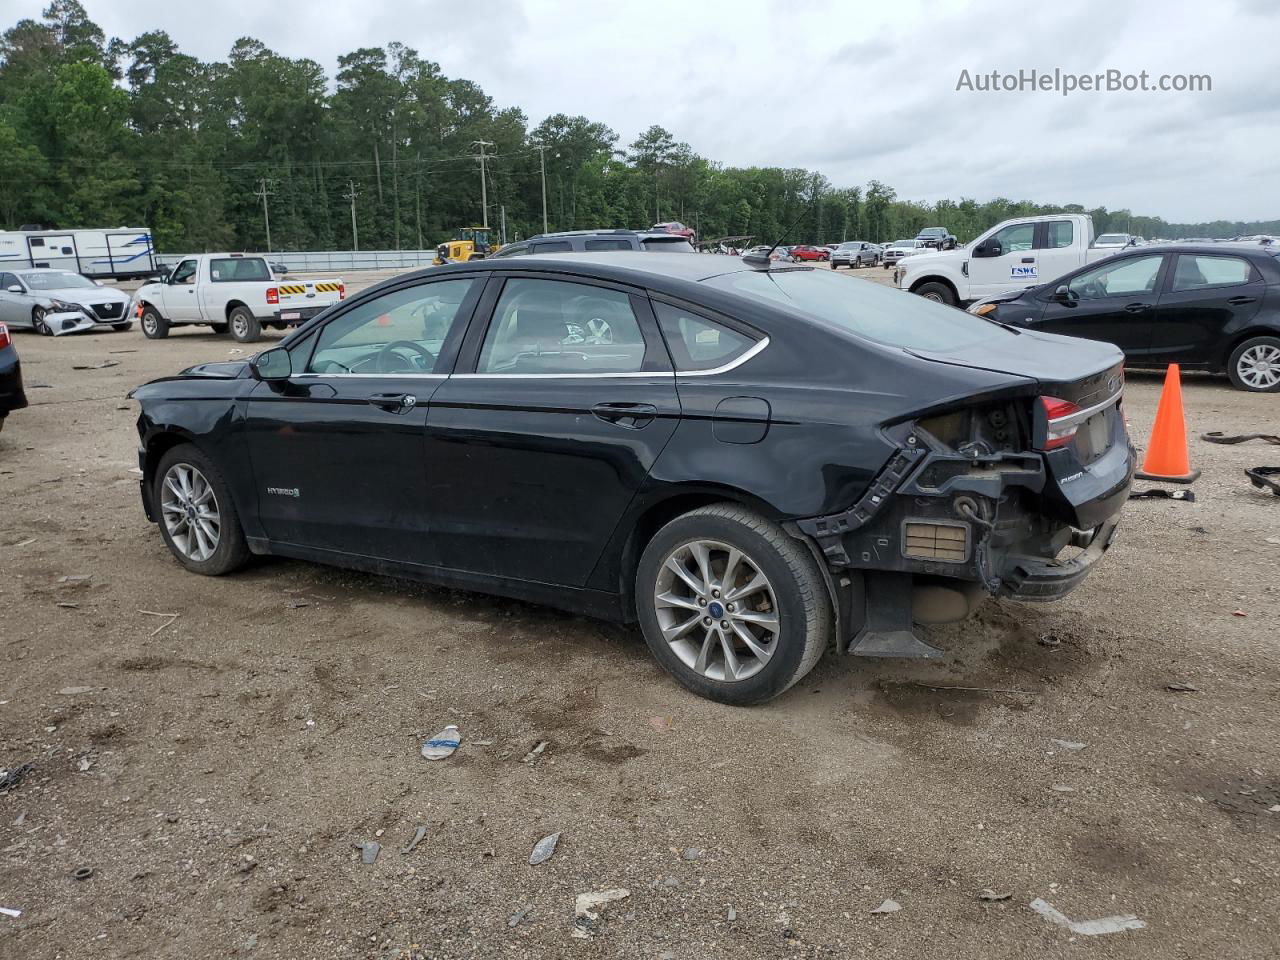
[434,226,498,265]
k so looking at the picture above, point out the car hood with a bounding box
[38,285,130,304]
[906,327,1121,386]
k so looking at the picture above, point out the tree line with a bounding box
[2,1,1275,255]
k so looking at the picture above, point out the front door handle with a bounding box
[592,401,657,428]
[1021,257,1035,263]
[1228,296,1257,306]
[1123,302,1151,313]
[368,392,417,413]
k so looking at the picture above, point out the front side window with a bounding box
[655,303,756,371]
[210,257,270,282]
[477,278,647,374]
[0,273,20,290]
[170,259,198,285]
[1044,221,1073,249]
[307,278,475,375]
[1067,255,1163,300]
[988,223,1034,254]
[530,240,572,254]
[1171,255,1253,291]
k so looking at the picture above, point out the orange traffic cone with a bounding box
[1135,364,1200,483]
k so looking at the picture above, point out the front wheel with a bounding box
[228,306,261,343]
[32,307,51,336]
[153,444,251,575]
[635,504,831,705]
[1227,336,1280,392]
[915,281,957,306]
[140,305,169,339]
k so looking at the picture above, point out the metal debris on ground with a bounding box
[1233,610,1248,617]
[0,763,34,794]
[72,867,93,881]
[1246,466,1280,496]
[0,907,21,919]
[400,825,427,855]
[871,899,902,914]
[57,575,91,583]
[11,538,36,547]
[529,832,560,865]
[420,725,461,761]
[56,602,78,609]
[1029,897,1146,936]
[138,609,179,636]
[521,741,549,764]
[979,889,1012,901]
[1129,488,1195,501]
[1050,739,1088,751]
[574,888,630,918]
[1052,785,1076,793]
[286,600,310,609]
[353,841,380,865]
[58,686,93,695]
[1038,633,1061,648]
[1201,431,1280,445]
[1166,681,1198,692]
[71,360,120,370]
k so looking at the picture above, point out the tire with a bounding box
[112,321,133,332]
[915,282,957,306]
[153,444,251,576]
[228,306,261,343]
[635,504,831,705]
[209,322,228,335]
[140,305,169,339]
[1227,335,1280,392]
[32,307,51,336]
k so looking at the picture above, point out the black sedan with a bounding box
[0,322,28,433]
[129,253,1134,704]
[969,244,1280,392]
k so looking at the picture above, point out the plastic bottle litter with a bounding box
[421,725,461,761]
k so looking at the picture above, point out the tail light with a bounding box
[266,287,279,305]
[338,283,346,300]
[1038,396,1081,450]
[0,323,9,350]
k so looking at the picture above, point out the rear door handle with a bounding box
[368,392,417,413]
[1123,302,1151,313]
[1228,296,1257,305]
[592,401,657,428]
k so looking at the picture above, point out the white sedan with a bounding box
[0,268,133,335]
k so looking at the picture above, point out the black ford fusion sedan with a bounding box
[130,253,1134,704]
[969,244,1280,392]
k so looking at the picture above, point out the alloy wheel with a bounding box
[653,539,780,682]
[160,463,221,562]
[1238,344,1280,390]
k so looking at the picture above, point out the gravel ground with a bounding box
[2,269,1279,959]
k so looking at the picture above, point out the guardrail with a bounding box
[154,250,439,272]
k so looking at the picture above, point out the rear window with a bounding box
[584,238,634,251]
[530,241,572,254]
[640,237,695,253]
[705,269,1009,352]
[210,257,271,282]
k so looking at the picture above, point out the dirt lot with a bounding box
[2,269,1279,959]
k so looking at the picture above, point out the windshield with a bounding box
[891,241,915,248]
[706,269,1008,352]
[20,271,96,290]
[918,229,943,236]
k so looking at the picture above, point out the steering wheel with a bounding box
[375,340,436,374]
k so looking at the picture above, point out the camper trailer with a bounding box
[0,227,157,280]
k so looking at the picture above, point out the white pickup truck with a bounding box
[132,254,344,342]
[894,214,1125,307]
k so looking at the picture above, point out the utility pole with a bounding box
[472,140,494,229]
[500,204,507,246]
[343,180,360,251]
[254,178,274,252]
[533,143,549,234]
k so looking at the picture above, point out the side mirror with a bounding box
[1052,285,1075,304]
[7,285,22,294]
[251,347,292,381]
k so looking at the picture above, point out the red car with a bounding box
[788,245,830,262]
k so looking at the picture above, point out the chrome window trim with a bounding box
[1048,388,1123,429]
[291,372,449,380]
[449,335,771,380]
[677,336,770,377]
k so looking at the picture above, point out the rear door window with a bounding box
[654,302,757,371]
[1042,220,1074,249]
[530,241,573,254]
[584,238,634,251]
[477,278,648,374]
[1170,255,1254,291]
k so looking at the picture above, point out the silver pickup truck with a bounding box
[132,254,344,342]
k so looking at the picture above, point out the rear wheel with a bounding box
[1227,336,1280,392]
[32,307,51,336]
[228,306,261,343]
[154,444,250,575]
[916,282,957,306]
[140,305,169,339]
[636,504,831,705]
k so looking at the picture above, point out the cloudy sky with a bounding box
[19,0,1279,223]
